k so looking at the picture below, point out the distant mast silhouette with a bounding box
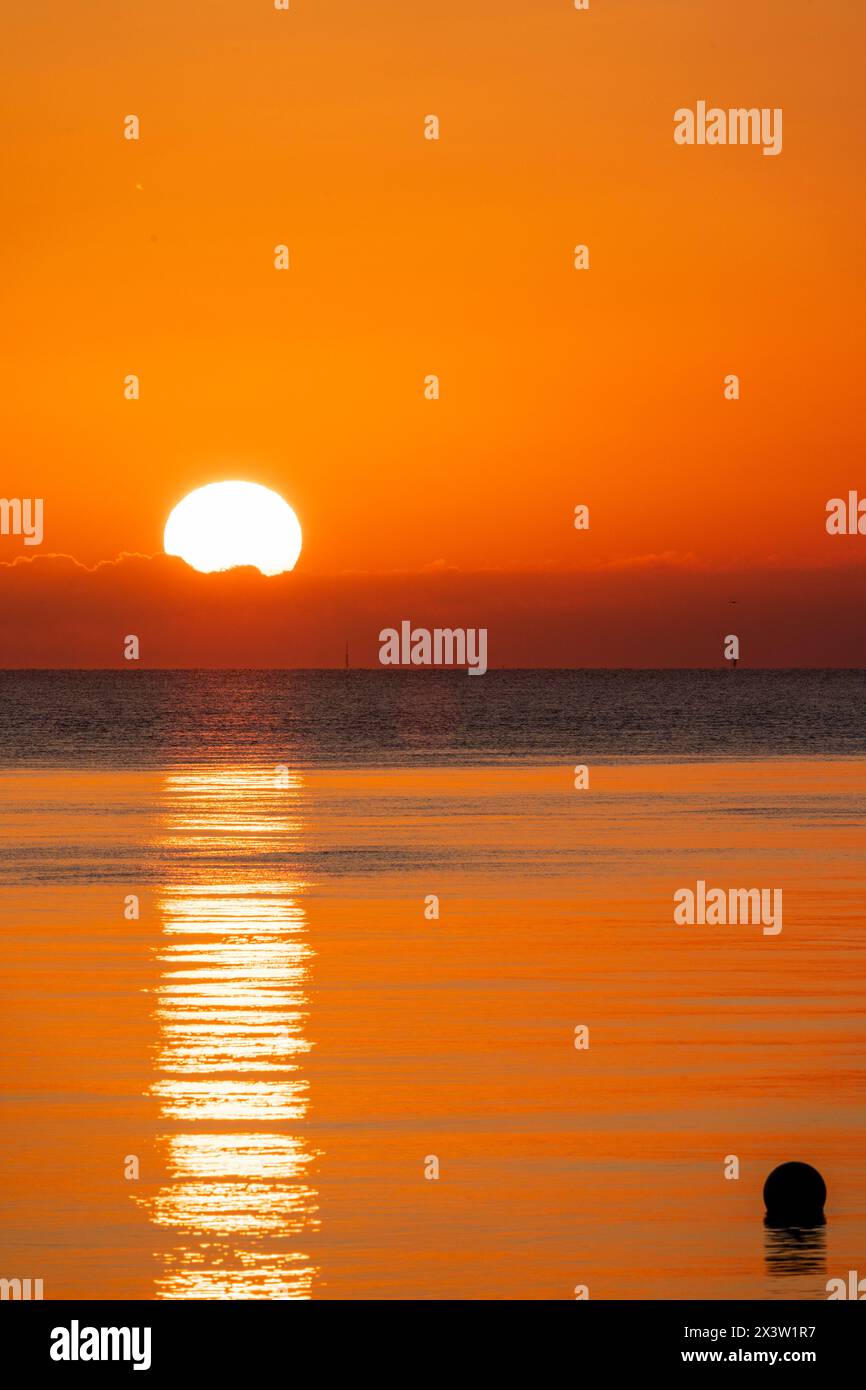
[345,640,349,671]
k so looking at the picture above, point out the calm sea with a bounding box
[0,672,863,1299]
[1,669,865,767]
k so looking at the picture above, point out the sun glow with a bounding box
[164,481,302,576]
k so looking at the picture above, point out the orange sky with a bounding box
[1,1,864,662]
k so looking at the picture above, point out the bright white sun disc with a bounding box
[164,481,302,576]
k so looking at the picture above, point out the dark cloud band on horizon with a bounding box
[0,550,864,668]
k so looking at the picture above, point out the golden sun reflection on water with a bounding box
[136,768,319,1299]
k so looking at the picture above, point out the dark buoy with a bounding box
[763,1162,826,1227]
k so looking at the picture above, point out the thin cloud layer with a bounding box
[1,552,864,668]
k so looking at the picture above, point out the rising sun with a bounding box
[164,480,302,576]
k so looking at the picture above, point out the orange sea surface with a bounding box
[1,760,864,1299]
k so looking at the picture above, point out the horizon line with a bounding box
[2,666,865,675]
